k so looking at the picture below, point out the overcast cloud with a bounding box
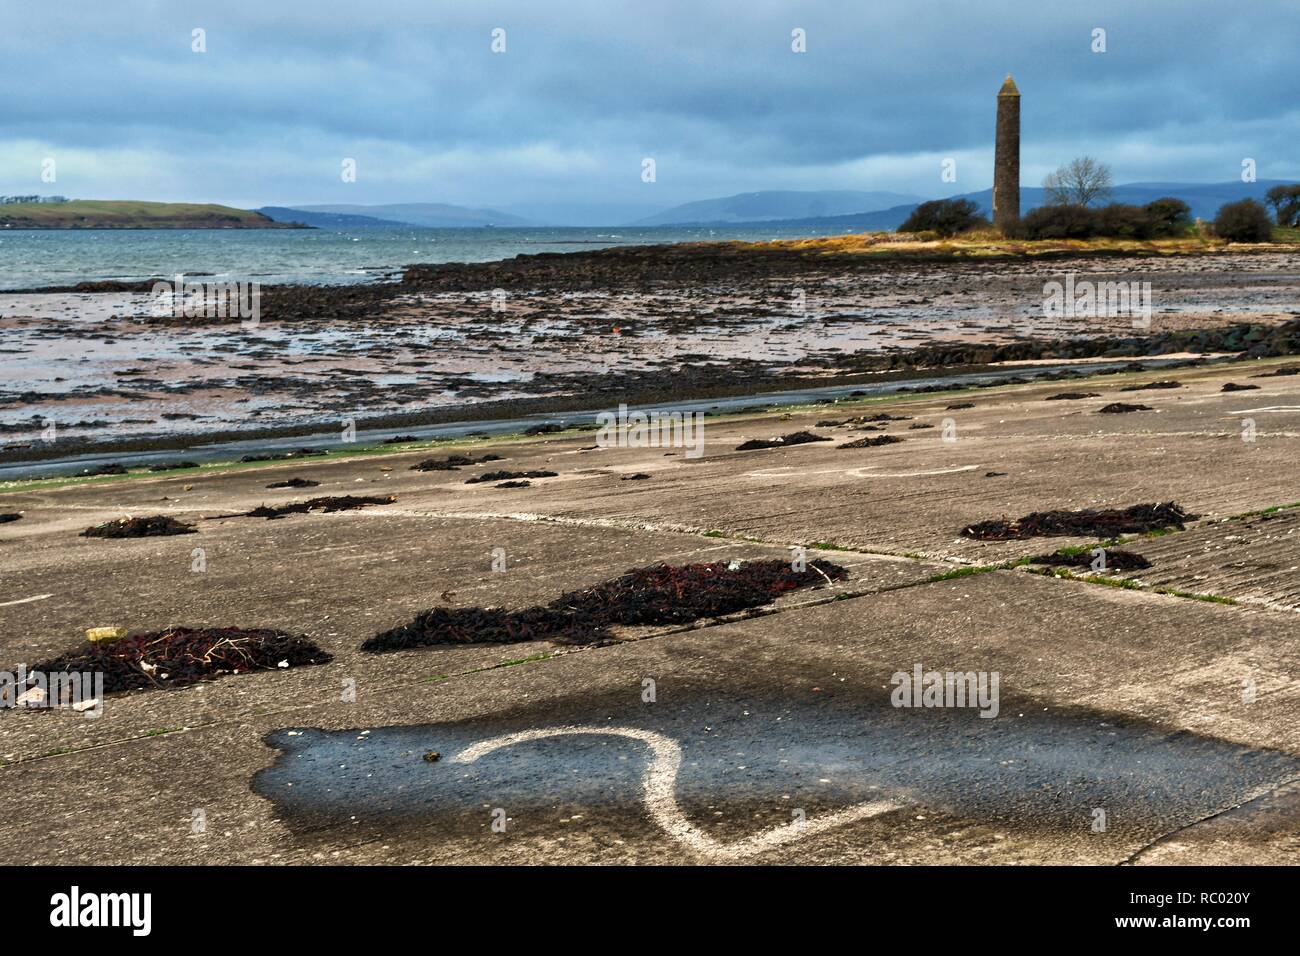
[2,0,1296,216]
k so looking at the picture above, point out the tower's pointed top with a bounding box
[998,74,1020,96]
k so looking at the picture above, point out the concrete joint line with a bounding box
[1119,771,1300,866]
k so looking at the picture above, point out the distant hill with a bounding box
[256,206,408,229]
[732,181,1296,232]
[633,190,926,226]
[287,202,533,228]
[0,200,303,229]
[497,200,666,226]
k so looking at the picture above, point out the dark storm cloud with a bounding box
[1,0,1296,212]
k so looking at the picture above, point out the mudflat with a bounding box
[3,244,1299,460]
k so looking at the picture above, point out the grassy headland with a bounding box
[0,199,305,229]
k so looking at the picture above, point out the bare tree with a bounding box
[1043,157,1114,206]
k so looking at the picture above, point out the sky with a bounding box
[2,0,1297,222]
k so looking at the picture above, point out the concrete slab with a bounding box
[1105,507,1300,612]
[0,509,938,760]
[3,572,1296,865]
[3,357,1299,865]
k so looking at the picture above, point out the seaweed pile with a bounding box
[1098,402,1152,414]
[29,626,333,694]
[465,470,556,484]
[1121,381,1181,391]
[735,431,830,451]
[81,516,197,538]
[362,558,848,651]
[963,502,1196,540]
[239,495,396,519]
[1028,549,1152,571]
[839,434,904,449]
[239,449,324,463]
[266,478,320,489]
[411,453,503,472]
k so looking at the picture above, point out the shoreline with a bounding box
[4,238,1298,470]
[4,232,1294,296]
[1,352,1285,481]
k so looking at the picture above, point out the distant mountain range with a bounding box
[631,190,926,226]
[282,202,532,228]
[256,207,408,229]
[256,182,1294,231]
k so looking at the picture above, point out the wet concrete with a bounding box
[254,681,1298,857]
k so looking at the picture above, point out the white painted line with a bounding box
[454,725,903,861]
[1229,406,1300,414]
[746,465,979,480]
[0,593,53,608]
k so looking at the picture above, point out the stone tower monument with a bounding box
[993,74,1020,230]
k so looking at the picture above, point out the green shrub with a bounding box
[1143,197,1193,236]
[1017,198,1196,241]
[898,198,988,237]
[1095,203,1155,240]
[1017,203,1097,239]
[1213,199,1274,242]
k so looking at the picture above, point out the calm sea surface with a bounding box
[0,224,844,290]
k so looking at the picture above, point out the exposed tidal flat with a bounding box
[1,233,1298,464]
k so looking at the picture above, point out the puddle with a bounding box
[253,686,1299,857]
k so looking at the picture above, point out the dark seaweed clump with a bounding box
[735,431,830,451]
[466,470,556,484]
[962,502,1197,541]
[362,559,848,651]
[1028,549,1152,571]
[81,515,197,538]
[839,434,904,449]
[1121,380,1181,391]
[241,495,395,519]
[1098,402,1152,414]
[410,453,503,472]
[29,626,333,694]
[238,448,324,463]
